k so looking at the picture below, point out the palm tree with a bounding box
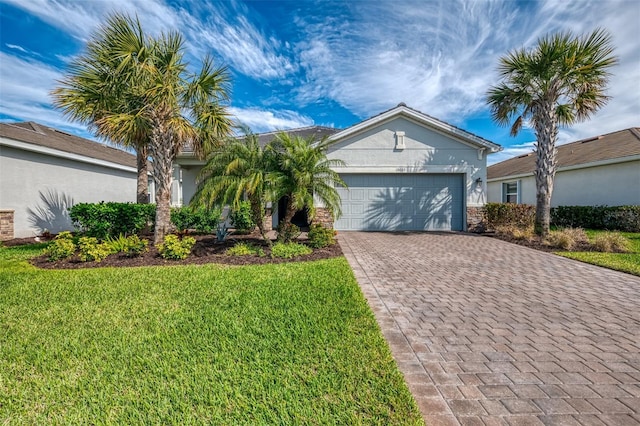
[192,128,274,245]
[487,28,617,237]
[52,13,232,244]
[268,133,346,240]
[52,14,152,204]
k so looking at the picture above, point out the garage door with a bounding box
[335,174,464,231]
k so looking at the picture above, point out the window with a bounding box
[503,181,519,203]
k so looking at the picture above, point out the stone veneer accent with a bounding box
[0,210,15,241]
[466,206,486,233]
[312,207,334,229]
[263,208,273,232]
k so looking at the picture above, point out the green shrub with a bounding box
[78,237,111,263]
[307,224,336,248]
[545,227,588,251]
[593,232,631,253]
[229,201,256,233]
[271,242,312,259]
[69,202,155,239]
[225,242,265,257]
[276,223,301,242]
[170,206,221,234]
[45,232,76,261]
[485,203,536,229]
[157,235,196,260]
[104,234,148,257]
[551,205,640,232]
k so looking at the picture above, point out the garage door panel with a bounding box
[335,174,463,231]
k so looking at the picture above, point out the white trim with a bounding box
[332,165,474,174]
[0,136,137,173]
[487,154,640,182]
[328,105,502,152]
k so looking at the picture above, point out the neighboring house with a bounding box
[487,128,640,207]
[175,103,502,232]
[0,121,148,239]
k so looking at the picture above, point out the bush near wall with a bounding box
[551,205,640,232]
[485,203,535,229]
[69,202,156,239]
[170,206,222,234]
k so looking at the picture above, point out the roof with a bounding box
[488,128,640,180]
[0,121,137,169]
[328,103,502,153]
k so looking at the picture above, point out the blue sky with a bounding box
[0,0,638,164]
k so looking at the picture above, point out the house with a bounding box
[175,103,502,232]
[0,121,147,239]
[487,128,640,207]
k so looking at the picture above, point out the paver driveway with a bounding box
[339,232,640,426]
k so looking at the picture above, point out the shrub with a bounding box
[545,227,588,251]
[157,235,196,260]
[551,205,640,232]
[104,234,148,257]
[229,201,256,234]
[276,223,301,242]
[307,224,336,248]
[69,202,155,239]
[271,242,312,259]
[170,206,221,234]
[494,225,535,241]
[225,242,265,257]
[593,232,631,253]
[485,203,535,229]
[77,237,111,263]
[216,223,232,243]
[45,232,76,261]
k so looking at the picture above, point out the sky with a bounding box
[0,0,638,165]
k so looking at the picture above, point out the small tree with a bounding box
[268,133,346,240]
[486,29,617,236]
[192,129,274,245]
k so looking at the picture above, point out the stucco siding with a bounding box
[0,145,136,237]
[488,160,640,206]
[327,117,488,207]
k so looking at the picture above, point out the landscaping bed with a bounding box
[15,232,343,270]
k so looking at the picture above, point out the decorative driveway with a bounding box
[339,232,640,425]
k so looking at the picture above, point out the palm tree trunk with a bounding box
[250,198,272,247]
[149,114,176,245]
[533,107,559,237]
[136,145,149,204]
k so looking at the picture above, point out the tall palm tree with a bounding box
[487,28,617,236]
[192,128,274,245]
[268,133,346,239]
[53,13,232,244]
[52,14,152,204]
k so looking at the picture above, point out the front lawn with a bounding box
[557,230,640,276]
[0,245,423,425]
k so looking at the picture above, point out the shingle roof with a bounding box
[488,128,640,179]
[255,126,340,147]
[0,121,137,168]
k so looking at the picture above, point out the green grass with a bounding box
[557,230,640,276]
[0,244,423,425]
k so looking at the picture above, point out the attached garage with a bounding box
[335,173,464,231]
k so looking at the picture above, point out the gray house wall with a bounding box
[0,144,137,238]
[327,116,488,209]
[488,159,640,206]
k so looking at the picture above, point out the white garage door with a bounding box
[335,174,464,231]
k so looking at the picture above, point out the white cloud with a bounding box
[3,0,294,81]
[488,141,536,166]
[229,107,314,133]
[294,0,640,137]
[5,43,28,53]
[0,52,87,133]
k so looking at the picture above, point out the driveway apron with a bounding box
[339,232,640,426]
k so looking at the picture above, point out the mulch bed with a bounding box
[484,231,593,252]
[6,232,342,270]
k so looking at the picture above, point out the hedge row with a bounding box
[485,203,640,232]
[551,205,640,232]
